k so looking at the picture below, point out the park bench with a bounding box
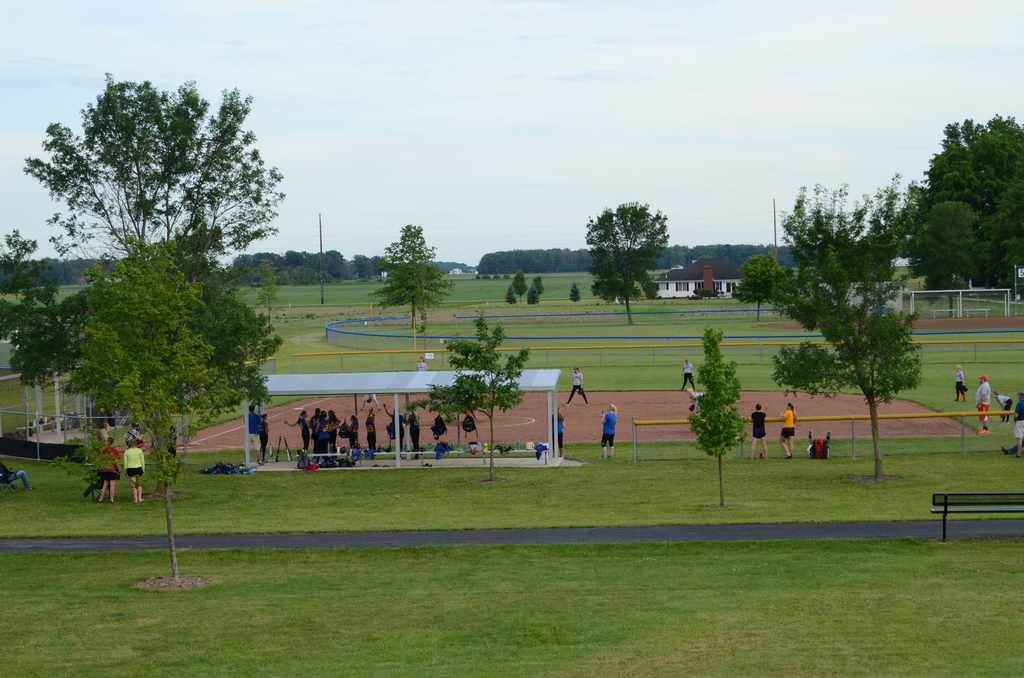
[964,308,990,317]
[929,309,956,318]
[931,492,1024,541]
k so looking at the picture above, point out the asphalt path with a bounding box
[3,520,1024,553]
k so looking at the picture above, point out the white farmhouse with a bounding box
[653,259,743,299]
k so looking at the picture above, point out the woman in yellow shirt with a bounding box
[123,438,146,503]
[779,404,796,459]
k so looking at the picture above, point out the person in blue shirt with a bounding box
[557,408,564,453]
[1001,392,1024,458]
[600,404,617,459]
[408,410,420,452]
[247,405,261,459]
[257,413,269,464]
[312,408,330,457]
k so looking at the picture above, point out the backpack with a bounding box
[462,416,476,433]
[807,431,830,459]
[297,452,311,470]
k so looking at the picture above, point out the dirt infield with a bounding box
[763,317,1024,331]
[187,390,973,453]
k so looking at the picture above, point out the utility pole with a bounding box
[319,214,325,305]
[770,199,778,262]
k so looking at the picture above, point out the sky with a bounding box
[2,0,1023,267]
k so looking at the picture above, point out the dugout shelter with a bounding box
[243,370,562,467]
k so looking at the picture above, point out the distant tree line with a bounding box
[478,245,792,274]
[231,252,469,284]
[0,258,101,287]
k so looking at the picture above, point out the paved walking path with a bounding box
[3,520,1024,553]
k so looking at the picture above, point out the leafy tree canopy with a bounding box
[586,202,669,324]
[907,201,977,289]
[371,225,453,334]
[772,180,921,479]
[733,254,790,320]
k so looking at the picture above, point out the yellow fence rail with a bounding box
[631,411,994,461]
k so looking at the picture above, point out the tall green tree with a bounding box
[24,74,284,267]
[772,181,921,480]
[531,276,544,296]
[505,284,517,305]
[920,116,1024,286]
[423,315,530,482]
[688,327,747,507]
[526,284,540,305]
[512,270,528,302]
[907,201,977,290]
[569,281,581,302]
[372,225,453,339]
[19,75,282,403]
[733,254,788,321]
[586,202,669,324]
[72,241,239,580]
[254,259,279,313]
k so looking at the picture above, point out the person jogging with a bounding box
[599,404,617,459]
[681,359,695,390]
[976,374,991,434]
[284,410,310,451]
[779,403,796,459]
[566,367,588,406]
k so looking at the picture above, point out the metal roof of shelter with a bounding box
[263,369,562,397]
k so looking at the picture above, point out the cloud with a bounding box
[552,70,652,82]
[592,33,642,44]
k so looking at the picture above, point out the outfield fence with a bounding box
[630,411,1006,462]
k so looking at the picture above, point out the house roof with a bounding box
[654,259,743,282]
[263,370,562,397]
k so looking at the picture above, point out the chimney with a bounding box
[703,265,714,292]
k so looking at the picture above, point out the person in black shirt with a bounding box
[750,403,769,459]
[365,412,377,452]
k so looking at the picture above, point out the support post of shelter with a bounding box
[394,392,401,468]
[243,397,250,467]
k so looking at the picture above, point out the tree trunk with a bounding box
[488,411,495,482]
[625,298,633,325]
[756,301,761,322]
[869,399,883,479]
[164,481,179,580]
[718,454,725,507]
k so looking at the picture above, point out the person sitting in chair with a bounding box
[1,461,33,491]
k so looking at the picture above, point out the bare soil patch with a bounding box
[190,390,968,454]
[763,317,1024,331]
[133,577,216,591]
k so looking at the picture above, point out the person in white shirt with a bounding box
[566,367,588,406]
[416,357,428,372]
[681,359,695,390]
[976,374,992,433]
[994,391,1013,423]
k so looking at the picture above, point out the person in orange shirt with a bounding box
[779,403,796,459]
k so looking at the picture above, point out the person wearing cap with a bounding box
[976,375,991,434]
[1001,392,1024,458]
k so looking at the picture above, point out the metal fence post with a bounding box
[600,348,603,367]
[851,420,855,458]
[291,353,295,374]
[975,342,978,363]
[962,417,966,454]
[632,417,637,462]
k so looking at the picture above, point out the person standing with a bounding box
[681,359,695,390]
[361,394,380,412]
[284,410,310,451]
[600,404,617,459]
[557,408,564,452]
[327,410,341,452]
[312,409,330,457]
[365,411,377,452]
[247,405,261,458]
[566,367,588,406]
[750,404,769,459]
[123,438,146,503]
[416,357,428,372]
[347,415,360,449]
[97,433,120,503]
[258,413,270,464]
[955,365,967,402]
[976,374,991,434]
[779,403,796,459]
[408,409,421,452]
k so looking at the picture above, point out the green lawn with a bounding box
[7,438,1024,539]
[5,539,1024,677]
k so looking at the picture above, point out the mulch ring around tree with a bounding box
[848,476,902,484]
[133,577,217,591]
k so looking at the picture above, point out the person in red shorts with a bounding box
[976,374,991,434]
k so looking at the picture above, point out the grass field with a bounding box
[5,539,1024,677]
[7,437,1024,539]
